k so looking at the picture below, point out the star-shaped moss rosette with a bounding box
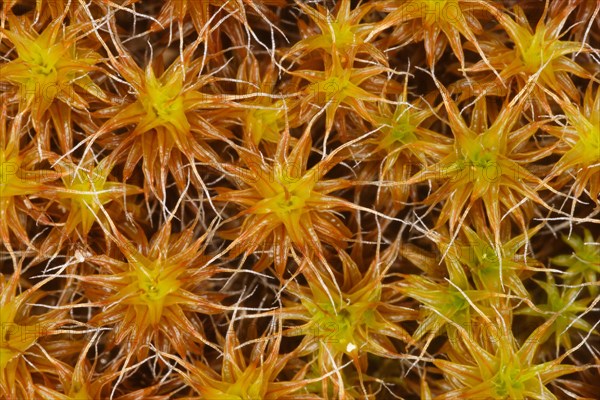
[80,220,228,364]
[289,46,391,138]
[433,315,591,400]
[47,154,142,243]
[551,229,600,296]
[456,224,544,299]
[92,37,236,199]
[468,2,596,113]
[279,247,417,378]
[397,270,498,352]
[214,128,358,277]
[515,273,598,352]
[405,80,555,250]
[0,13,109,151]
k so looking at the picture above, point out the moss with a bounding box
[0,1,598,398]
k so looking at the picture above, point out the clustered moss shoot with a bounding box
[0,1,598,399]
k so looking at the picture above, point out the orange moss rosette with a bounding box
[1,1,599,399]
